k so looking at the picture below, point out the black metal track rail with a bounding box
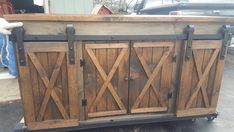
[22,34,223,42]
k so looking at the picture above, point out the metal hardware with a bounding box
[12,27,26,66]
[14,112,220,132]
[66,24,76,64]
[82,99,87,106]
[80,59,86,67]
[167,92,173,99]
[124,76,133,81]
[172,55,177,62]
[185,25,195,60]
[23,34,224,42]
[220,25,232,59]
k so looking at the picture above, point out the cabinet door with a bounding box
[129,41,175,114]
[16,42,79,130]
[176,40,225,117]
[83,42,129,118]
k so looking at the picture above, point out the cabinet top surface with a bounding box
[3,14,234,23]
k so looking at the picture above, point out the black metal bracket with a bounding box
[66,24,76,64]
[12,27,26,66]
[185,25,195,60]
[220,25,232,59]
[82,99,87,106]
[80,59,86,67]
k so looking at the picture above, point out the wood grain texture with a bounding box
[4,14,234,23]
[130,41,174,113]
[176,40,223,117]
[84,42,129,118]
[17,42,79,129]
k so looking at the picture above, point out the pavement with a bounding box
[0,54,234,132]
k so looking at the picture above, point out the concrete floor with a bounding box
[0,54,234,132]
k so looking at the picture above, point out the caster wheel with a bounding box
[207,112,218,122]
[207,116,216,122]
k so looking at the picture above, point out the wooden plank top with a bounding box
[3,14,234,23]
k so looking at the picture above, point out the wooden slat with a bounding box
[25,42,68,52]
[67,44,79,119]
[27,119,79,130]
[85,46,127,114]
[177,43,194,111]
[85,43,128,49]
[185,49,219,109]
[192,50,210,108]
[131,107,167,113]
[132,47,173,109]
[107,46,118,111]
[28,57,40,120]
[88,110,127,118]
[192,40,222,49]
[47,52,61,119]
[28,52,69,121]
[5,14,234,23]
[17,53,36,123]
[77,42,85,120]
[176,108,216,117]
[211,51,226,108]
[134,47,166,107]
[160,46,174,109]
[133,42,174,48]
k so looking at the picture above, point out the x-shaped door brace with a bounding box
[85,44,127,113]
[28,52,69,121]
[185,49,219,109]
[131,46,173,110]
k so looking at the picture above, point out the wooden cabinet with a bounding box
[83,41,176,118]
[8,15,233,131]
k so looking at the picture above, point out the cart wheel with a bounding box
[207,116,216,122]
[207,112,218,122]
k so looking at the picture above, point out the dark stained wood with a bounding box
[84,42,128,118]
[17,42,79,130]
[14,16,230,130]
[176,40,224,117]
[16,51,36,124]
[130,41,174,114]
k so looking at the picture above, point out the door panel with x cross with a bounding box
[129,41,175,114]
[21,42,79,128]
[83,42,129,118]
[176,40,225,117]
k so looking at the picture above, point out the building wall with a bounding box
[49,0,93,14]
[189,0,234,3]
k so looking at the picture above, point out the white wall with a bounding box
[49,0,93,14]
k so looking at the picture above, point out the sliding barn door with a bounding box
[83,42,129,118]
[129,41,175,114]
[17,42,79,130]
[176,40,225,117]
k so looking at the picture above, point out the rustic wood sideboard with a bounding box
[4,14,234,131]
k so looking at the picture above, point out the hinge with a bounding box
[185,25,195,61]
[12,27,26,66]
[82,99,87,106]
[172,55,177,62]
[167,92,172,99]
[66,24,76,64]
[80,59,86,67]
[220,25,232,59]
